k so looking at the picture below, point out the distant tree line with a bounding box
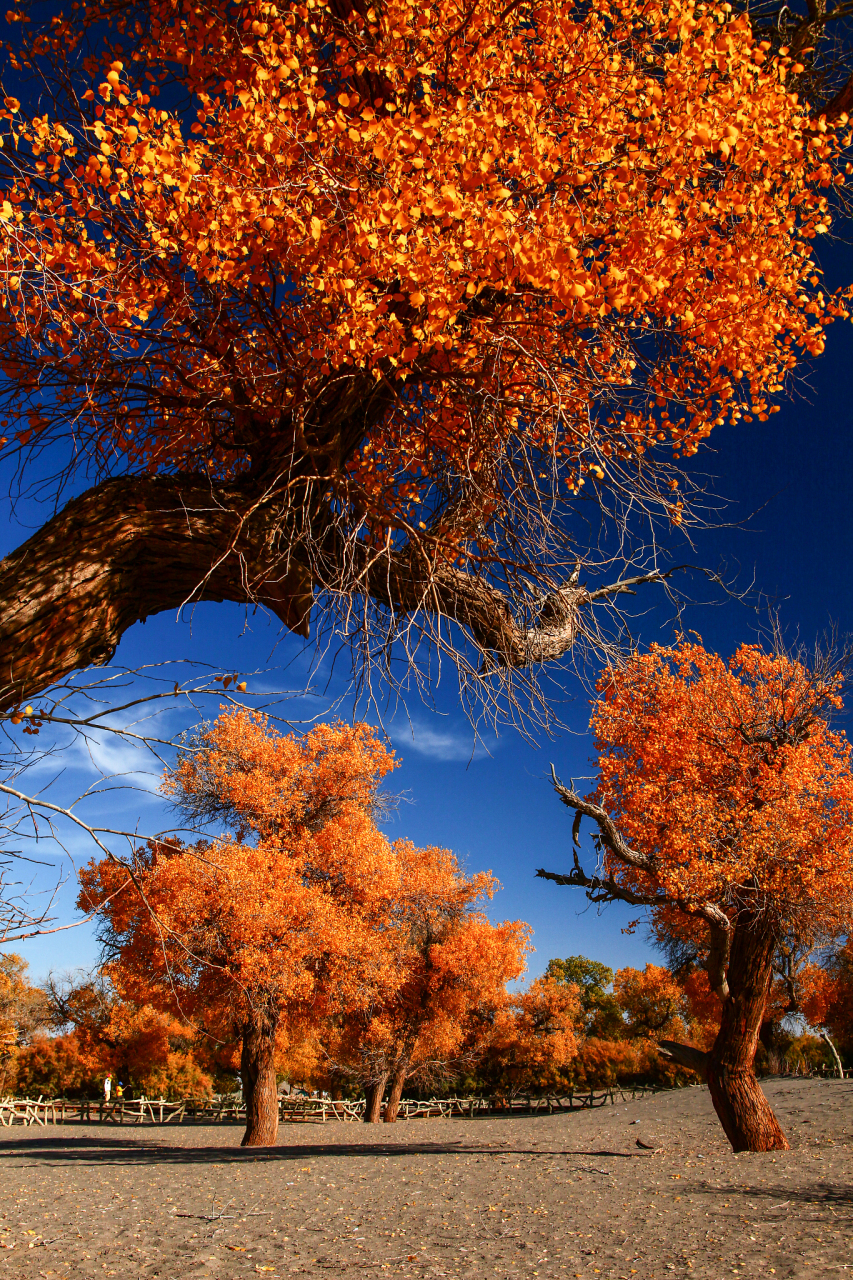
[3,941,849,1123]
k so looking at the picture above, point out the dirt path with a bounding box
[0,1078,849,1280]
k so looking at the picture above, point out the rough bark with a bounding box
[383,1061,410,1123]
[0,474,312,712]
[240,1005,281,1147]
[706,918,790,1153]
[363,1074,388,1123]
[0,466,683,712]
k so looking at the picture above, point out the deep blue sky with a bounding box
[4,242,853,987]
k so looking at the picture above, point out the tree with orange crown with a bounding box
[78,711,402,1146]
[0,953,49,1092]
[613,963,693,1042]
[44,970,216,1099]
[326,842,530,1120]
[801,940,853,1069]
[1,1,852,722]
[537,641,853,1151]
[478,976,581,1095]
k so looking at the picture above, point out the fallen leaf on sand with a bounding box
[636,1138,663,1152]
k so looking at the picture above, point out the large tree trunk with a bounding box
[383,1060,410,1123]
[0,474,313,712]
[363,1074,388,1123]
[706,919,789,1153]
[240,1006,280,1148]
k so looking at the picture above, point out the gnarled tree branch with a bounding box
[0,471,687,713]
[538,767,732,962]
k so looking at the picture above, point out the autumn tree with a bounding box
[796,944,853,1074]
[478,976,581,1095]
[537,641,853,1151]
[0,952,49,1091]
[613,963,693,1041]
[45,971,214,1099]
[326,843,529,1121]
[545,954,623,1037]
[818,941,853,1065]
[542,957,708,1087]
[79,712,402,1146]
[1,1,851,724]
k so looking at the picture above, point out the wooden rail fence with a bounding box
[0,1085,678,1127]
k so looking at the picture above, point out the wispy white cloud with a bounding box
[391,721,485,763]
[71,733,163,792]
[17,728,163,796]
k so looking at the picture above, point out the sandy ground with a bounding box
[0,1078,850,1280]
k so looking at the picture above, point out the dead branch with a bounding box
[657,1040,709,1079]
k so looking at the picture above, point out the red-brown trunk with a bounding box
[707,918,789,1153]
[383,1061,409,1123]
[240,1006,280,1147]
[363,1073,388,1123]
[0,475,316,713]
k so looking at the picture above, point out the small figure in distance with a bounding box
[103,1075,112,1103]
[115,1082,124,1099]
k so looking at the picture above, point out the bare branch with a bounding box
[657,1040,709,1079]
[546,766,655,872]
[539,766,732,934]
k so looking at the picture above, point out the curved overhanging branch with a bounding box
[349,545,690,671]
[0,468,692,713]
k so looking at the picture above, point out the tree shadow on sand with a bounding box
[705,1183,853,1210]
[0,1134,648,1166]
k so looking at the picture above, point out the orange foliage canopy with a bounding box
[78,710,527,1137]
[797,944,853,1054]
[589,643,853,939]
[79,714,399,1034]
[485,977,581,1093]
[540,641,853,1149]
[1,0,849,543]
[78,713,404,1141]
[0,953,49,1091]
[613,963,691,1042]
[680,966,723,1049]
[328,840,529,1116]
